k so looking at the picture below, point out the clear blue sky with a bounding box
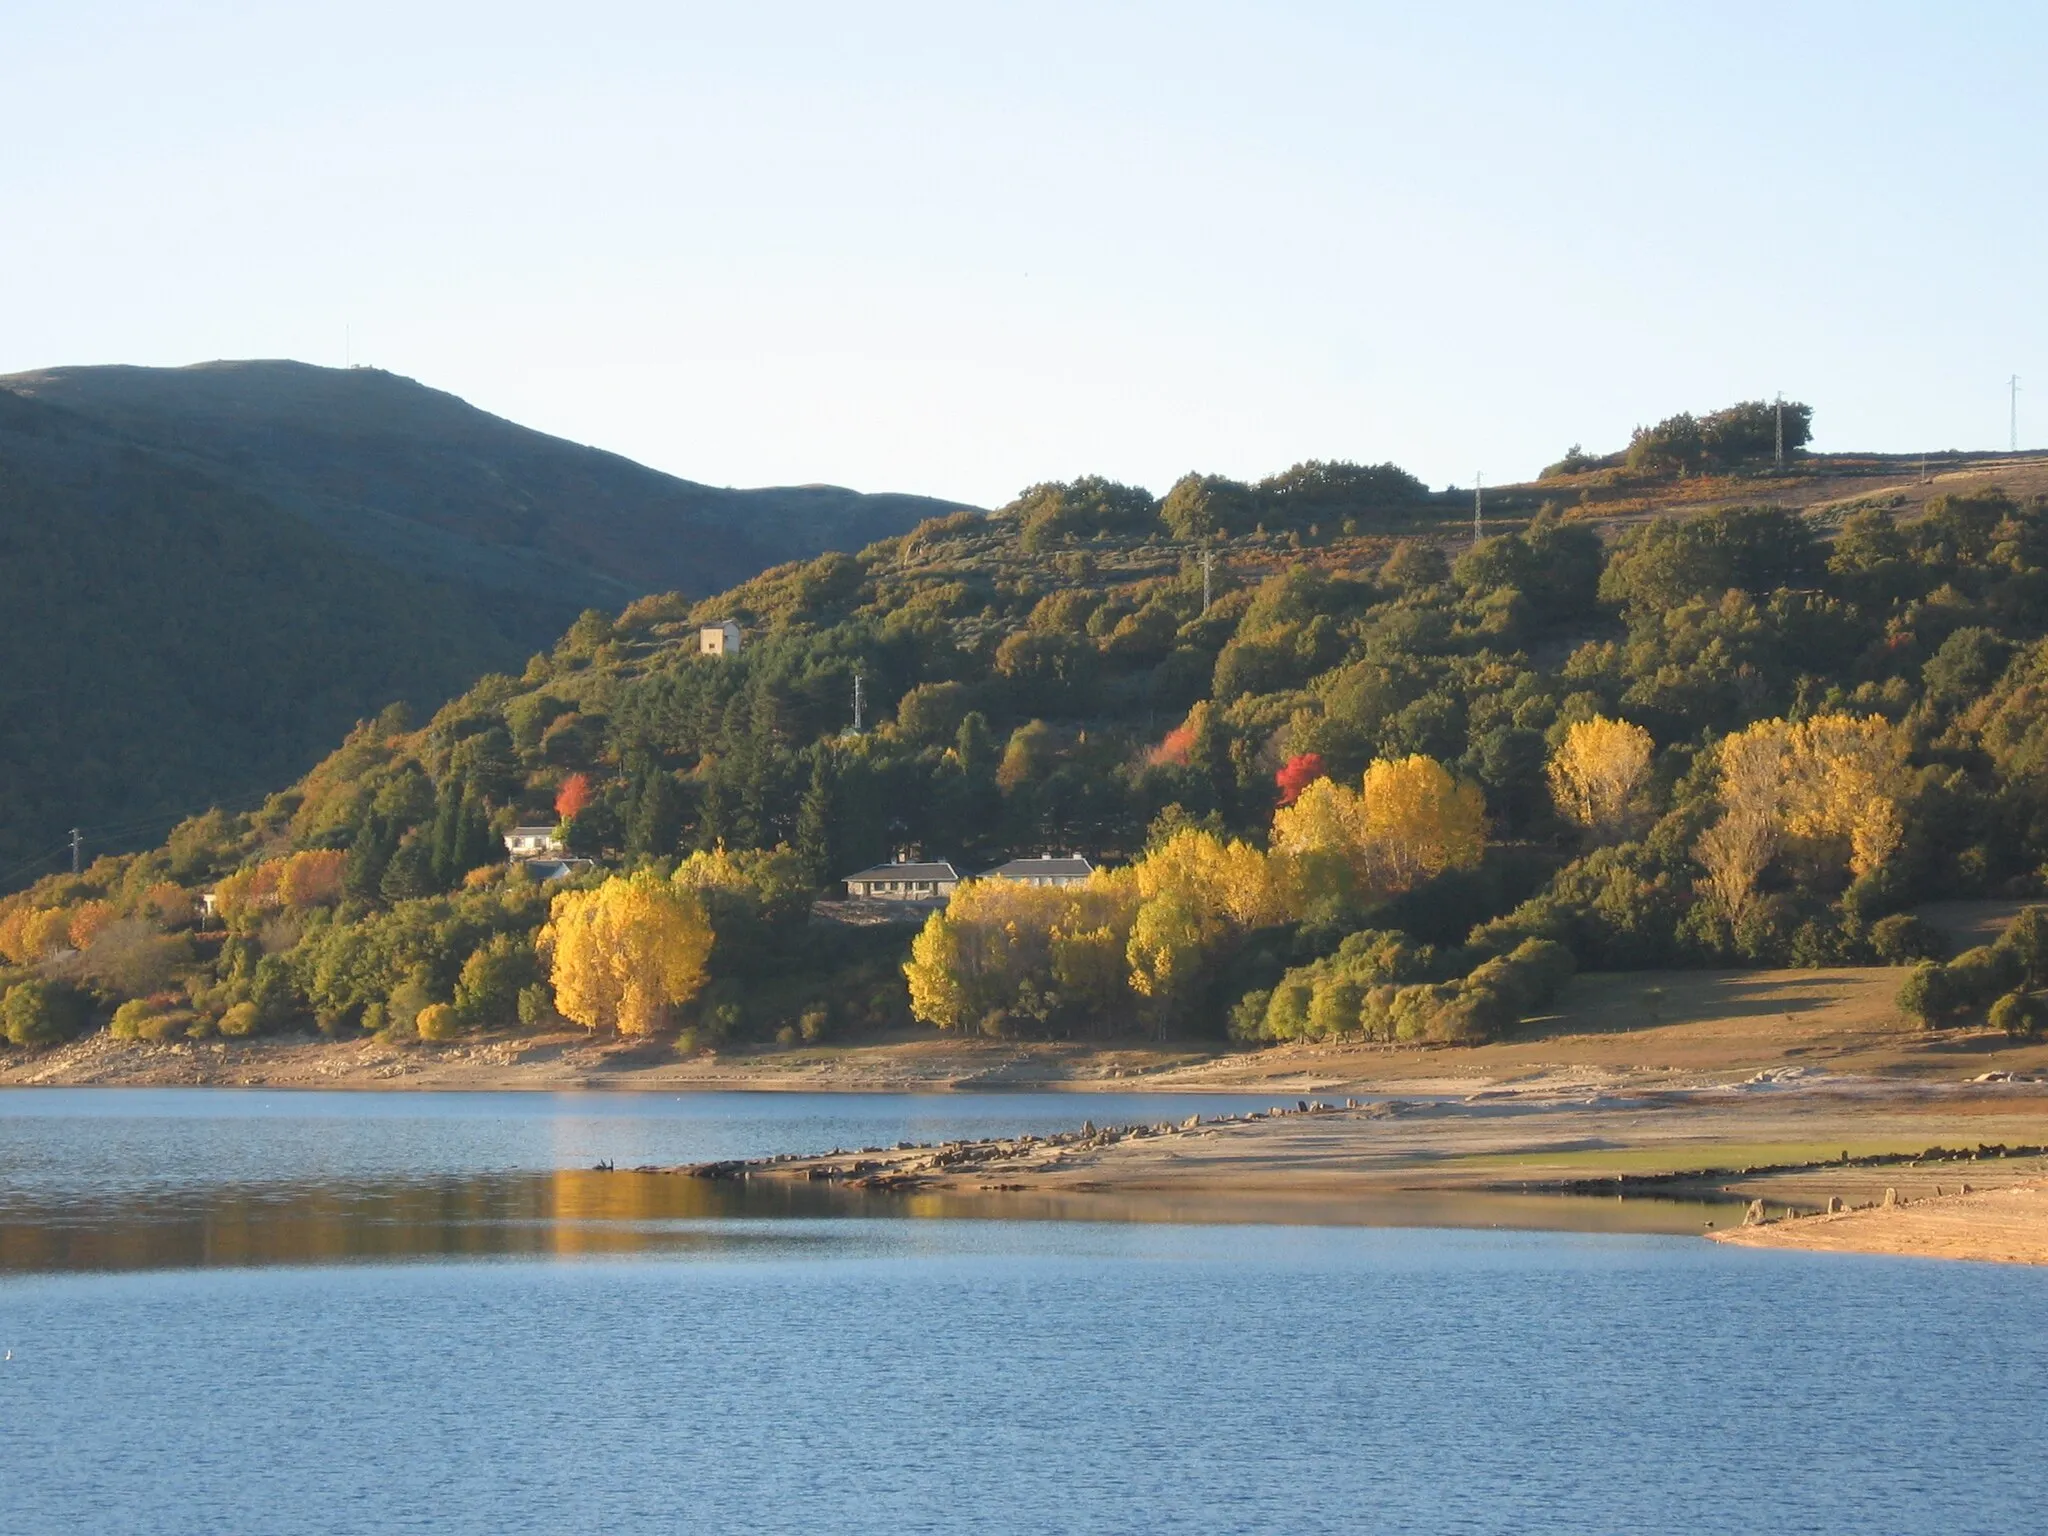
[4,2,2042,506]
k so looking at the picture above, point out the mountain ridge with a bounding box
[0,359,975,867]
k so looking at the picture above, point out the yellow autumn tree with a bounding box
[1134,827,1288,931]
[1546,715,1654,841]
[903,874,1140,1033]
[1359,755,1487,889]
[538,871,714,1035]
[1273,756,1486,899]
[1695,712,1907,919]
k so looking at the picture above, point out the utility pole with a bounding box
[851,671,865,734]
[1472,473,1483,547]
[1201,546,1214,613]
[1774,393,1785,468]
[69,827,81,875]
[2012,375,2022,453]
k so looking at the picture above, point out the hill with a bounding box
[6,395,2048,1069]
[0,361,972,869]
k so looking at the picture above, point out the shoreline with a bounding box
[10,1019,2048,1265]
[645,1079,2048,1263]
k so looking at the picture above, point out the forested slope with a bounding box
[7,403,2048,1058]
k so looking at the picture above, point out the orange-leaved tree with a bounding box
[555,772,593,822]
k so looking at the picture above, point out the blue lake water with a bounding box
[2,1089,2044,1534]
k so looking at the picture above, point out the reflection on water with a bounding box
[0,1167,1738,1273]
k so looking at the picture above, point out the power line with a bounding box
[2012,374,2022,453]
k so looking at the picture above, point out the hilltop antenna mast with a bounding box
[1774,393,1785,468]
[69,827,81,875]
[1201,546,1214,613]
[2012,375,2022,453]
[852,671,866,734]
[1472,473,1483,547]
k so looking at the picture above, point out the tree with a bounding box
[1358,755,1486,892]
[278,849,348,910]
[1695,713,1907,916]
[454,932,540,1027]
[1274,753,1326,807]
[555,772,593,822]
[794,748,836,887]
[1,979,88,1047]
[1546,716,1654,841]
[1270,755,1486,900]
[540,871,714,1035]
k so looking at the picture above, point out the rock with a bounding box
[1297,1100,1310,1112]
[1961,1183,1973,1195]
[1882,1187,1898,1208]
[1744,1199,1766,1226]
[1826,1196,1843,1214]
[1182,1114,1201,1130]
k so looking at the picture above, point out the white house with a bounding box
[981,854,1094,888]
[504,826,565,860]
[841,856,961,902]
[699,619,743,657]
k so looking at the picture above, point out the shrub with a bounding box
[1946,944,2022,1011]
[1,979,89,1048]
[415,1003,462,1042]
[515,982,555,1028]
[2000,907,2048,985]
[1870,913,1949,964]
[1988,990,2046,1041]
[108,998,189,1042]
[1897,963,1957,1028]
[218,1001,262,1038]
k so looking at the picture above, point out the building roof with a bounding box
[842,860,961,883]
[982,855,1094,880]
[508,825,561,837]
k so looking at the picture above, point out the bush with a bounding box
[109,998,192,1042]
[1947,944,2022,1010]
[2001,907,2048,985]
[1988,990,2046,1041]
[1897,962,1960,1028]
[415,1003,462,1042]
[1,979,89,1048]
[218,1001,262,1038]
[515,982,555,1028]
[1870,913,1949,964]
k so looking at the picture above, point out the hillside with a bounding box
[0,361,971,869]
[5,397,2048,1070]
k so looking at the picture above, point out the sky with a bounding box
[3,1,2043,507]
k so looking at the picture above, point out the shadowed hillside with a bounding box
[0,361,973,869]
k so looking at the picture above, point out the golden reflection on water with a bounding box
[0,1168,1736,1275]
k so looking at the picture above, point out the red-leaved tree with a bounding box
[1274,752,1327,807]
[1150,725,1195,767]
[555,772,592,821]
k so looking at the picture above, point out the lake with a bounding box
[2,1089,2043,1534]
